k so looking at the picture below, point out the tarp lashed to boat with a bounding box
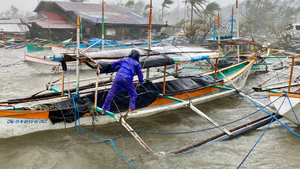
[44,75,213,124]
[63,46,220,73]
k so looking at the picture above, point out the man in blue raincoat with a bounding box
[102,49,144,114]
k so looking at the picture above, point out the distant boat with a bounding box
[26,38,52,52]
[26,43,52,52]
[22,53,90,73]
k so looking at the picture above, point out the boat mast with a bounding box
[76,14,80,94]
[231,6,234,36]
[146,0,153,81]
[236,0,240,63]
[213,17,216,40]
[102,0,105,51]
[218,12,220,51]
[288,56,298,92]
[147,0,152,51]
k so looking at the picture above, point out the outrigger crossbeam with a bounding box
[157,94,232,136]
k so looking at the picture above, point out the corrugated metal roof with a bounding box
[44,13,65,20]
[55,2,164,25]
[0,19,23,24]
[34,14,76,29]
[0,19,28,33]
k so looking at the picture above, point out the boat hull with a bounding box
[0,59,254,138]
[269,93,300,125]
[0,88,235,138]
[27,44,52,52]
[23,54,90,73]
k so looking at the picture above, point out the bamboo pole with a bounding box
[61,69,64,96]
[146,0,153,81]
[0,105,13,107]
[231,6,234,36]
[173,114,279,154]
[76,14,80,95]
[213,18,216,40]
[175,63,178,74]
[158,94,232,135]
[254,44,257,63]
[163,65,167,96]
[236,0,240,63]
[288,57,295,92]
[120,117,154,154]
[94,65,99,110]
[68,74,71,98]
[214,58,219,85]
[218,12,221,51]
[92,106,154,154]
[101,0,105,50]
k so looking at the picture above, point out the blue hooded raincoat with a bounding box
[102,57,144,111]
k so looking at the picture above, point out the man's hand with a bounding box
[137,82,142,87]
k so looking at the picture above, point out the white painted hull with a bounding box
[0,60,254,138]
[269,94,300,125]
[0,88,236,138]
[23,54,91,74]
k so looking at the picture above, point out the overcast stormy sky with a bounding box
[0,0,238,14]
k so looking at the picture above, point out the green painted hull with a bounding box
[26,44,51,52]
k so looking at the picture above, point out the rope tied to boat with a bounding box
[237,94,285,168]
[285,93,300,125]
[71,94,135,169]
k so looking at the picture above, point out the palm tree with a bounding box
[125,0,135,9]
[200,2,220,43]
[203,2,220,16]
[186,0,207,27]
[161,0,174,23]
[143,4,151,18]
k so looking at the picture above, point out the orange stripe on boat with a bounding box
[268,93,300,99]
[0,110,49,119]
[147,87,218,107]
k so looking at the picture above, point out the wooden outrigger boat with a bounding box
[0,45,256,138]
[0,0,260,140]
[267,55,300,126]
[26,43,52,52]
[202,8,271,75]
[23,53,91,73]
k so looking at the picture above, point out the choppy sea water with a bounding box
[0,48,300,169]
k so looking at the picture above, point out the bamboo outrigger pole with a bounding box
[92,106,154,154]
[76,14,80,94]
[157,94,232,135]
